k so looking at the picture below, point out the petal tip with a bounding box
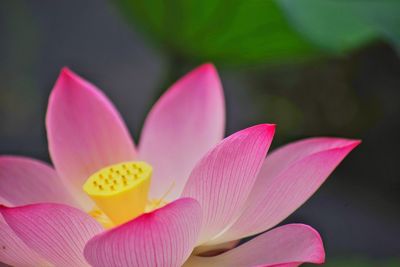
[60,66,72,75]
[350,139,362,148]
[51,68,77,97]
[300,137,362,154]
[197,62,217,74]
[59,67,79,82]
[299,224,326,263]
[248,123,276,135]
[337,138,362,153]
[53,67,90,95]
[189,63,220,83]
[286,224,325,264]
[263,123,276,130]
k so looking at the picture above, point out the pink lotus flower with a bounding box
[0,64,359,267]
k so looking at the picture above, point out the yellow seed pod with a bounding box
[83,161,152,225]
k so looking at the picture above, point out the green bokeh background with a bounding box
[114,0,400,65]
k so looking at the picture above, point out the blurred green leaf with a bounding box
[357,1,400,51]
[113,0,400,65]
[113,0,317,65]
[278,0,400,53]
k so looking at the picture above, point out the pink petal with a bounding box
[0,214,49,266]
[181,124,275,244]
[84,198,202,267]
[0,197,11,206]
[0,156,77,207]
[193,240,240,257]
[214,137,360,243]
[46,68,136,209]
[0,203,103,266]
[139,64,225,200]
[183,224,325,267]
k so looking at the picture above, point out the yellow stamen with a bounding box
[83,161,152,226]
[88,208,113,229]
[145,181,175,212]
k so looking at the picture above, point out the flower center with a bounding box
[83,161,152,226]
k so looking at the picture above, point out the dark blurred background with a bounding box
[1,1,399,266]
